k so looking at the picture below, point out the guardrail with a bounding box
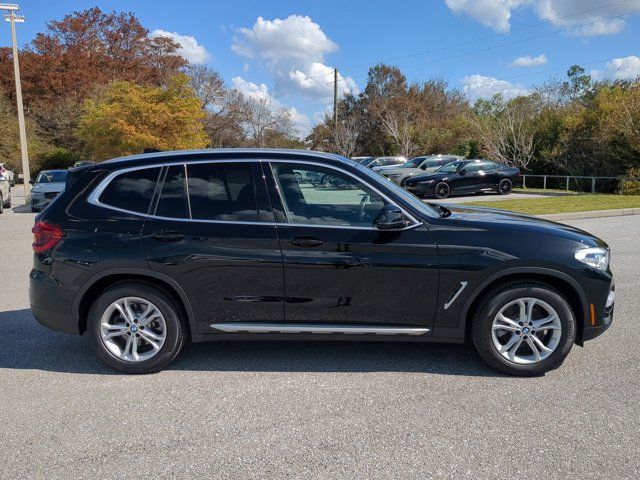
[521,174,640,194]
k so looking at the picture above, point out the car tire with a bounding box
[31,206,39,213]
[0,193,3,214]
[471,282,576,376]
[5,191,11,208]
[497,178,513,195]
[87,282,187,374]
[320,174,332,188]
[434,182,450,199]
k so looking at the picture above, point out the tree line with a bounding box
[0,7,639,181]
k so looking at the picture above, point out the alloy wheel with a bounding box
[499,179,512,194]
[99,296,167,362]
[434,182,450,199]
[491,297,562,365]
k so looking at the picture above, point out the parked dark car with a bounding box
[30,149,614,376]
[404,159,521,198]
[30,169,68,212]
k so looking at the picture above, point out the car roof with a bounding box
[99,148,356,170]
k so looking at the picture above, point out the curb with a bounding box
[537,207,640,221]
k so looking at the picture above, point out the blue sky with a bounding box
[4,0,640,134]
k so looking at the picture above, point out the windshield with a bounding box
[437,162,462,174]
[36,171,67,183]
[355,163,439,218]
[402,157,426,168]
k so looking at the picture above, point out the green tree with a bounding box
[77,74,209,161]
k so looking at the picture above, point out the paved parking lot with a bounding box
[0,192,638,479]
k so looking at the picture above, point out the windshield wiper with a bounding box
[428,203,452,218]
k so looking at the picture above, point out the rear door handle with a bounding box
[152,231,184,242]
[290,236,323,247]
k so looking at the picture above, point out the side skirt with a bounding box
[210,323,430,336]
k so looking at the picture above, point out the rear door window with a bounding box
[156,165,189,219]
[186,163,259,222]
[99,167,160,214]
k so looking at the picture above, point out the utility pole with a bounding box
[333,68,338,130]
[1,3,30,195]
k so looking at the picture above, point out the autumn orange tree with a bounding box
[77,75,209,160]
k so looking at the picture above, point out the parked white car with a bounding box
[0,173,11,214]
[0,162,15,187]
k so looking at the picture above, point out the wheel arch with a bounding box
[461,267,588,345]
[73,268,196,338]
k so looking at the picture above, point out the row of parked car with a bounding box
[0,162,70,214]
[353,154,521,198]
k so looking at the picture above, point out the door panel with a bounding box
[267,162,439,328]
[142,162,284,333]
[276,225,439,326]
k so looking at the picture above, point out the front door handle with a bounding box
[152,231,184,242]
[290,236,323,247]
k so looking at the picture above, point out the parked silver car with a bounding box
[0,173,11,214]
[362,156,407,171]
[0,162,15,187]
[380,154,465,186]
[30,169,67,212]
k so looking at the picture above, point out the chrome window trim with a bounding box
[88,158,422,230]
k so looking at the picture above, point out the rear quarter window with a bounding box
[99,167,160,214]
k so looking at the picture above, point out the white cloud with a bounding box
[151,29,211,64]
[445,0,640,36]
[445,0,530,33]
[510,54,548,67]
[462,74,529,102]
[592,55,640,81]
[231,76,312,135]
[232,15,358,100]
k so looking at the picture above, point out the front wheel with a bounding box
[497,178,513,195]
[471,282,576,376]
[87,283,186,374]
[434,182,450,199]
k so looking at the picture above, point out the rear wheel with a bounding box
[434,182,450,199]
[497,178,513,195]
[471,282,576,376]
[87,283,186,374]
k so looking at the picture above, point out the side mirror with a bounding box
[459,169,466,176]
[374,204,408,231]
[419,165,427,170]
[29,179,34,185]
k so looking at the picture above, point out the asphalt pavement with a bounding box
[0,190,638,479]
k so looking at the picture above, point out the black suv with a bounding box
[404,159,521,198]
[29,149,614,375]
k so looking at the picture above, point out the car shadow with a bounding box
[0,308,505,377]
[11,203,33,214]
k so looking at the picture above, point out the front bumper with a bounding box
[581,282,615,343]
[405,182,435,196]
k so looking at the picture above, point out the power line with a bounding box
[331,8,640,87]
[339,0,633,73]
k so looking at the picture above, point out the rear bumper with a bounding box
[31,306,79,335]
[29,269,80,334]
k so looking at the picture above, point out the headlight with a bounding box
[575,247,610,271]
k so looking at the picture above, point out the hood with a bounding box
[32,182,66,193]
[441,204,606,246]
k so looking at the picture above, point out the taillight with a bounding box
[32,221,64,254]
